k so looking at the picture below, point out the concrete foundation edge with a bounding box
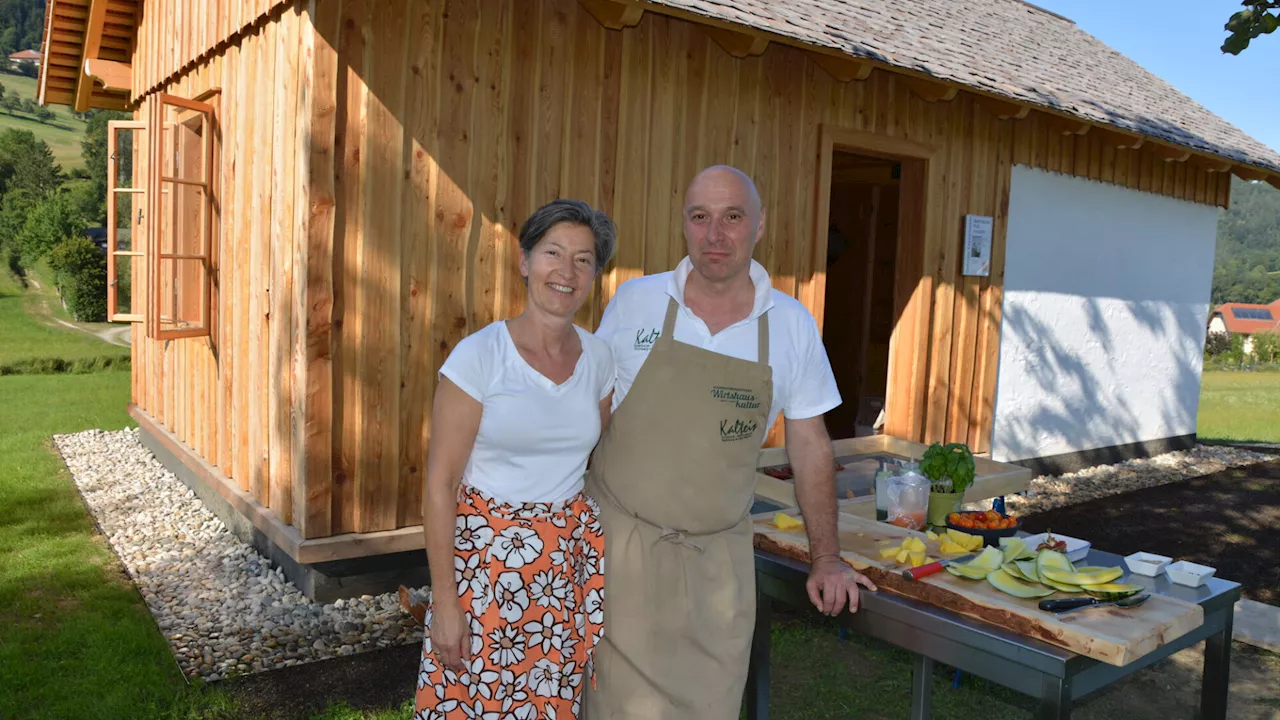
[137,424,430,604]
[1009,434,1198,478]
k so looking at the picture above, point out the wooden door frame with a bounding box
[811,124,940,443]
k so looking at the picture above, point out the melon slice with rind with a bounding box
[1015,559,1041,583]
[987,568,1056,599]
[1040,566,1124,587]
[970,546,1005,571]
[1041,577,1084,593]
[1081,583,1144,601]
[999,537,1028,565]
[1002,562,1030,581]
[945,563,992,580]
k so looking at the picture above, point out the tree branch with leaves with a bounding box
[1223,2,1280,54]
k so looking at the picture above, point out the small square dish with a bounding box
[1124,551,1172,577]
[1166,560,1216,587]
[1021,532,1091,563]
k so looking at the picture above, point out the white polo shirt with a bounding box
[596,256,842,439]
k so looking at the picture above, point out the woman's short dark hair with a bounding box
[518,199,617,272]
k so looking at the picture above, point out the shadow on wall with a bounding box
[993,295,1208,463]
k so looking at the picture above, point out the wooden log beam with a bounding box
[1149,142,1191,163]
[1094,126,1145,150]
[1234,165,1270,182]
[1267,175,1280,191]
[902,75,959,103]
[84,58,131,92]
[1042,113,1090,136]
[73,0,109,112]
[577,0,643,30]
[973,94,1030,120]
[810,51,872,82]
[703,25,769,58]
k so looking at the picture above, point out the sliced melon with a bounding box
[970,546,1005,571]
[1041,578,1084,593]
[946,529,984,552]
[1081,583,1144,601]
[999,537,1028,564]
[1037,549,1073,573]
[938,539,969,555]
[987,568,1056,599]
[1040,566,1124,587]
[946,563,992,580]
[1072,566,1113,575]
[1002,562,1029,581]
[1015,559,1041,583]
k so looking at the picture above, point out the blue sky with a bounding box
[1031,0,1280,154]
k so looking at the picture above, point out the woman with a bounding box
[415,199,617,719]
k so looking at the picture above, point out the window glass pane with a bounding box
[160,107,205,184]
[113,193,137,252]
[158,182,206,257]
[112,126,145,189]
[157,257,208,333]
[113,256,136,316]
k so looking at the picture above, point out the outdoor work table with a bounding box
[745,545,1243,720]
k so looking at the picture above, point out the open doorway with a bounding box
[822,151,901,440]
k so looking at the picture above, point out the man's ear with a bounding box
[756,208,767,243]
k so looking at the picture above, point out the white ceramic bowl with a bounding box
[1165,560,1216,587]
[1022,532,1091,563]
[1124,551,1172,577]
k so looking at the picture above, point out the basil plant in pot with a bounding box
[919,442,976,527]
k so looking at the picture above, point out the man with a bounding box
[584,165,877,719]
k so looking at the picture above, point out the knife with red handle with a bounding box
[902,553,976,582]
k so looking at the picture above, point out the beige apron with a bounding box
[584,297,772,720]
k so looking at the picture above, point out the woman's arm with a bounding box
[422,376,483,671]
[599,391,613,431]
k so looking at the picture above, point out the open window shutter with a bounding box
[147,93,215,341]
[107,120,147,323]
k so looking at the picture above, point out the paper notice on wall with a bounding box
[963,214,993,277]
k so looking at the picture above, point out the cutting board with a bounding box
[753,510,1204,667]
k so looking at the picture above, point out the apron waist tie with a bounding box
[593,472,749,553]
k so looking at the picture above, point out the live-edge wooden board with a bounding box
[753,510,1204,667]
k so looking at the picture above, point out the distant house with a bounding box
[1208,300,1280,354]
[8,49,41,66]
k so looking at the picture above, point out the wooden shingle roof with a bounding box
[642,0,1280,177]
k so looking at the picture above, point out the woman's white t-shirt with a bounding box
[439,321,615,504]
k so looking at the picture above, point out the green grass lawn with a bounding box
[0,71,90,171]
[0,266,131,370]
[1197,370,1280,444]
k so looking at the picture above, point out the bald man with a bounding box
[584,166,876,719]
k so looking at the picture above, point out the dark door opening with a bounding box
[822,151,901,441]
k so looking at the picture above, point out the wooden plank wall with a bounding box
[131,0,296,99]
[132,0,1235,541]
[132,2,311,528]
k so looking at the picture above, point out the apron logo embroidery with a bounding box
[710,386,761,410]
[633,328,661,351]
[720,418,758,442]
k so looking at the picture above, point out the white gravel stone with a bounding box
[51,428,425,683]
[960,443,1274,515]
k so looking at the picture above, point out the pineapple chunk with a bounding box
[938,539,968,554]
[926,530,940,541]
[908,551,927,567]
[772,513,804,531]
[895,548,910,564]
[879,544,903,559]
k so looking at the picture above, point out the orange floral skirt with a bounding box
[415,485,605,719]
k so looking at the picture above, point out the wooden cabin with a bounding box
[38,0,1280,599]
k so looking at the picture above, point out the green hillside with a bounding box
[0,73,89,172]
[1213,177,1280,305]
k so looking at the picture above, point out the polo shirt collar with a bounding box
[667,255,775,321]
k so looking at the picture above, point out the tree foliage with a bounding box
[80,110,131,225]
[0,128,64,198]
[17,192,87,264]
[1253,331,1280,364]
[48,234,107,322]
[0,0,44,57]
[1212,178,1280,305]
[1223,2,1280,54]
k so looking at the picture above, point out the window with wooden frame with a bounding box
[106,120,147,323]
[146,93,215,340]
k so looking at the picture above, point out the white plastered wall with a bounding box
[990,165,1220,463]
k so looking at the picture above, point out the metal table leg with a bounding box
[746,592,771,720]
[1200,613,1233,720]
[910,654,933,720]
[1037,675,1071,720]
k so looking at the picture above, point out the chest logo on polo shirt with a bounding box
[711,386,761,410]
[720,418,759,442]
[633,327,661,351]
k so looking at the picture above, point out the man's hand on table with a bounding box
[806,555,878,616]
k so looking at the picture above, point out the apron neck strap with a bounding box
[661,297,771,364]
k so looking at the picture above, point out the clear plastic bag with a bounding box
[886,469,930,530]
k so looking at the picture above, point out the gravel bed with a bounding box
[961,443,1275,515]
[52,428,425,683]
